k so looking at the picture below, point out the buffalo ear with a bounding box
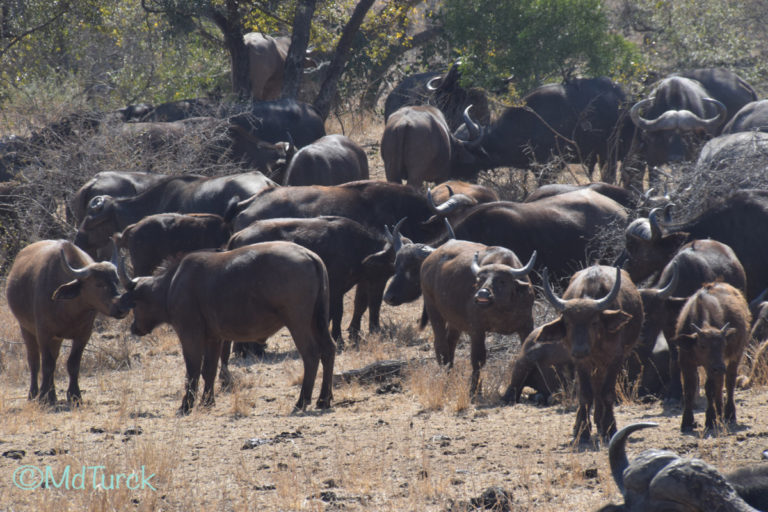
[52,280,82,301]
[535,319,566,342]
[602,310,633,333]
[672,333,698,350]
[361,248,394,274]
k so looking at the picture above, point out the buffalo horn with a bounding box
[390,217,407,253]
[608,422,659,494]
[446,185,454,197]
[648,207,663,241]
[427,188,477,217]
[443,217,455,240]
[542,268,567,312]
[701,98,728,129]
[426,75,443,92]
[613,249,629,268]
[629,98,655,130]
[593,267,623,311]
[59,248,92,280]
[508,250,537,277]
[462,105,482,141]
[749,288,768,313]
[720,322,731,336]
[471,252,481,276]
[655,262,679,300]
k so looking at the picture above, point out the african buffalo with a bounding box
[120,97,222,122]
[227,216,394,343]
[381,105,484,188]
[524,182,637,208]
[673,281,750,431]
[282,134,368,186]
[694,131,768,175]
[75,171,277,258]
[231,98,325,149]
[621,190,768,301]
[601,422,768,512]
[115,213,232,276]
[462,76,630,179]
[418,241,537,396]
[117,241,335,413]
[383,60,490,132]
[501,324,574,405]
[228,180,446,243]
[540,266,643,443]
[430,180,499,205]
[632,239,746,400]
[722,100,768,134]
[243,33,316,101]
[6,240,129,405]
[430,188,629,279]
[680,68,758,124]
[70,171,168,225]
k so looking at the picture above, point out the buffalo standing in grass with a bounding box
[673,281,750,432]
[540,266,643,443]
[6,240,129,405]
[117,241,335,414]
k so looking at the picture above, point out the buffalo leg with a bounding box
[21,329,40,400]
[329,292,343,345]
[365,278,387,333]
[704,372,724,430]
[594,366,619,441]
[219,341,233,391]
[290,332,320,411]
[469,331,487,399]
[179,343,203,415]
[38,337,62,406]
[574,366,594,444]
[199,339,221,408]
[315,328,336,409]
[66,336,88,405]
[680,362,698,431]
[724,360,739,423]
[347,283,368,341]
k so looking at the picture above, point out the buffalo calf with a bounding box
[673,281,750,431]
[6,240,129,405]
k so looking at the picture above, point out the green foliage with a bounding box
[442,0,642,94]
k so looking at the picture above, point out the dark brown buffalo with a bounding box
[70,171,168,225]
[228,180,445,243]
[540,266,643,443]
[673,281,750,431]
[620,190,768,301]
[633,239,746,399]
[5,240,129,405]
[75,171,277,258]
[602,422,768,512]
[722,99,768,134]
[227,216,394,343]
[431,188,629,279]
[115,213,232,276]
[282,134,369,186]
[383,60,491,132]
[501,324,574,405]
[117,241,335,414]
[418,241,537,396]
[381,105,483,188]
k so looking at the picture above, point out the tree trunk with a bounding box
[207,1,250,99]
[281,0,317,99]
[312,0,377,120]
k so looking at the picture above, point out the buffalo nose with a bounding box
[475,288,493,305]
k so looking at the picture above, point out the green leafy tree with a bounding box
[442,0,641,94]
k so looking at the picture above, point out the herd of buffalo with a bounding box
[5,54,768,510]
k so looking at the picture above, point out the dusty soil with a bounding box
[1,115,767,512]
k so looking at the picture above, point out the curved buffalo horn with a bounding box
[720,322,731,335]
[542,268,567,312]
[471,252,481,276]
[655,262,679,299]
[692,323,704,336]
[748,288,768,313]
[609,422,659,494]
[662,202,674,222]
[391,217,407,253]
[427,189,477,217]
[702,98,728,129]
[462,105,482,141]
[593,266,623,311]
[613,249,629,268]
[446,185,454,197]
[443,217,455,240]
[60,248,92,280]
[426,75,443,92]
[508,250,537,277]
[116,244,139,291]
[648,207,664,241]
[629,98,655,130]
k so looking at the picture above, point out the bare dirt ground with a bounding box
[1,116,767,512]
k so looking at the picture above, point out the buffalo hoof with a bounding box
[66,392,83,407]
[176,406,192,417]
[681,421,698,433]
[316,396,332,409]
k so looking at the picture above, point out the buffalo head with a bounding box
[74,195,120,258]
[116,248,174,336]
[540,266,632,360]
[620,207,688,284]
[382,218,433,306]
[471,250,536,308]
[673,322,736,377]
